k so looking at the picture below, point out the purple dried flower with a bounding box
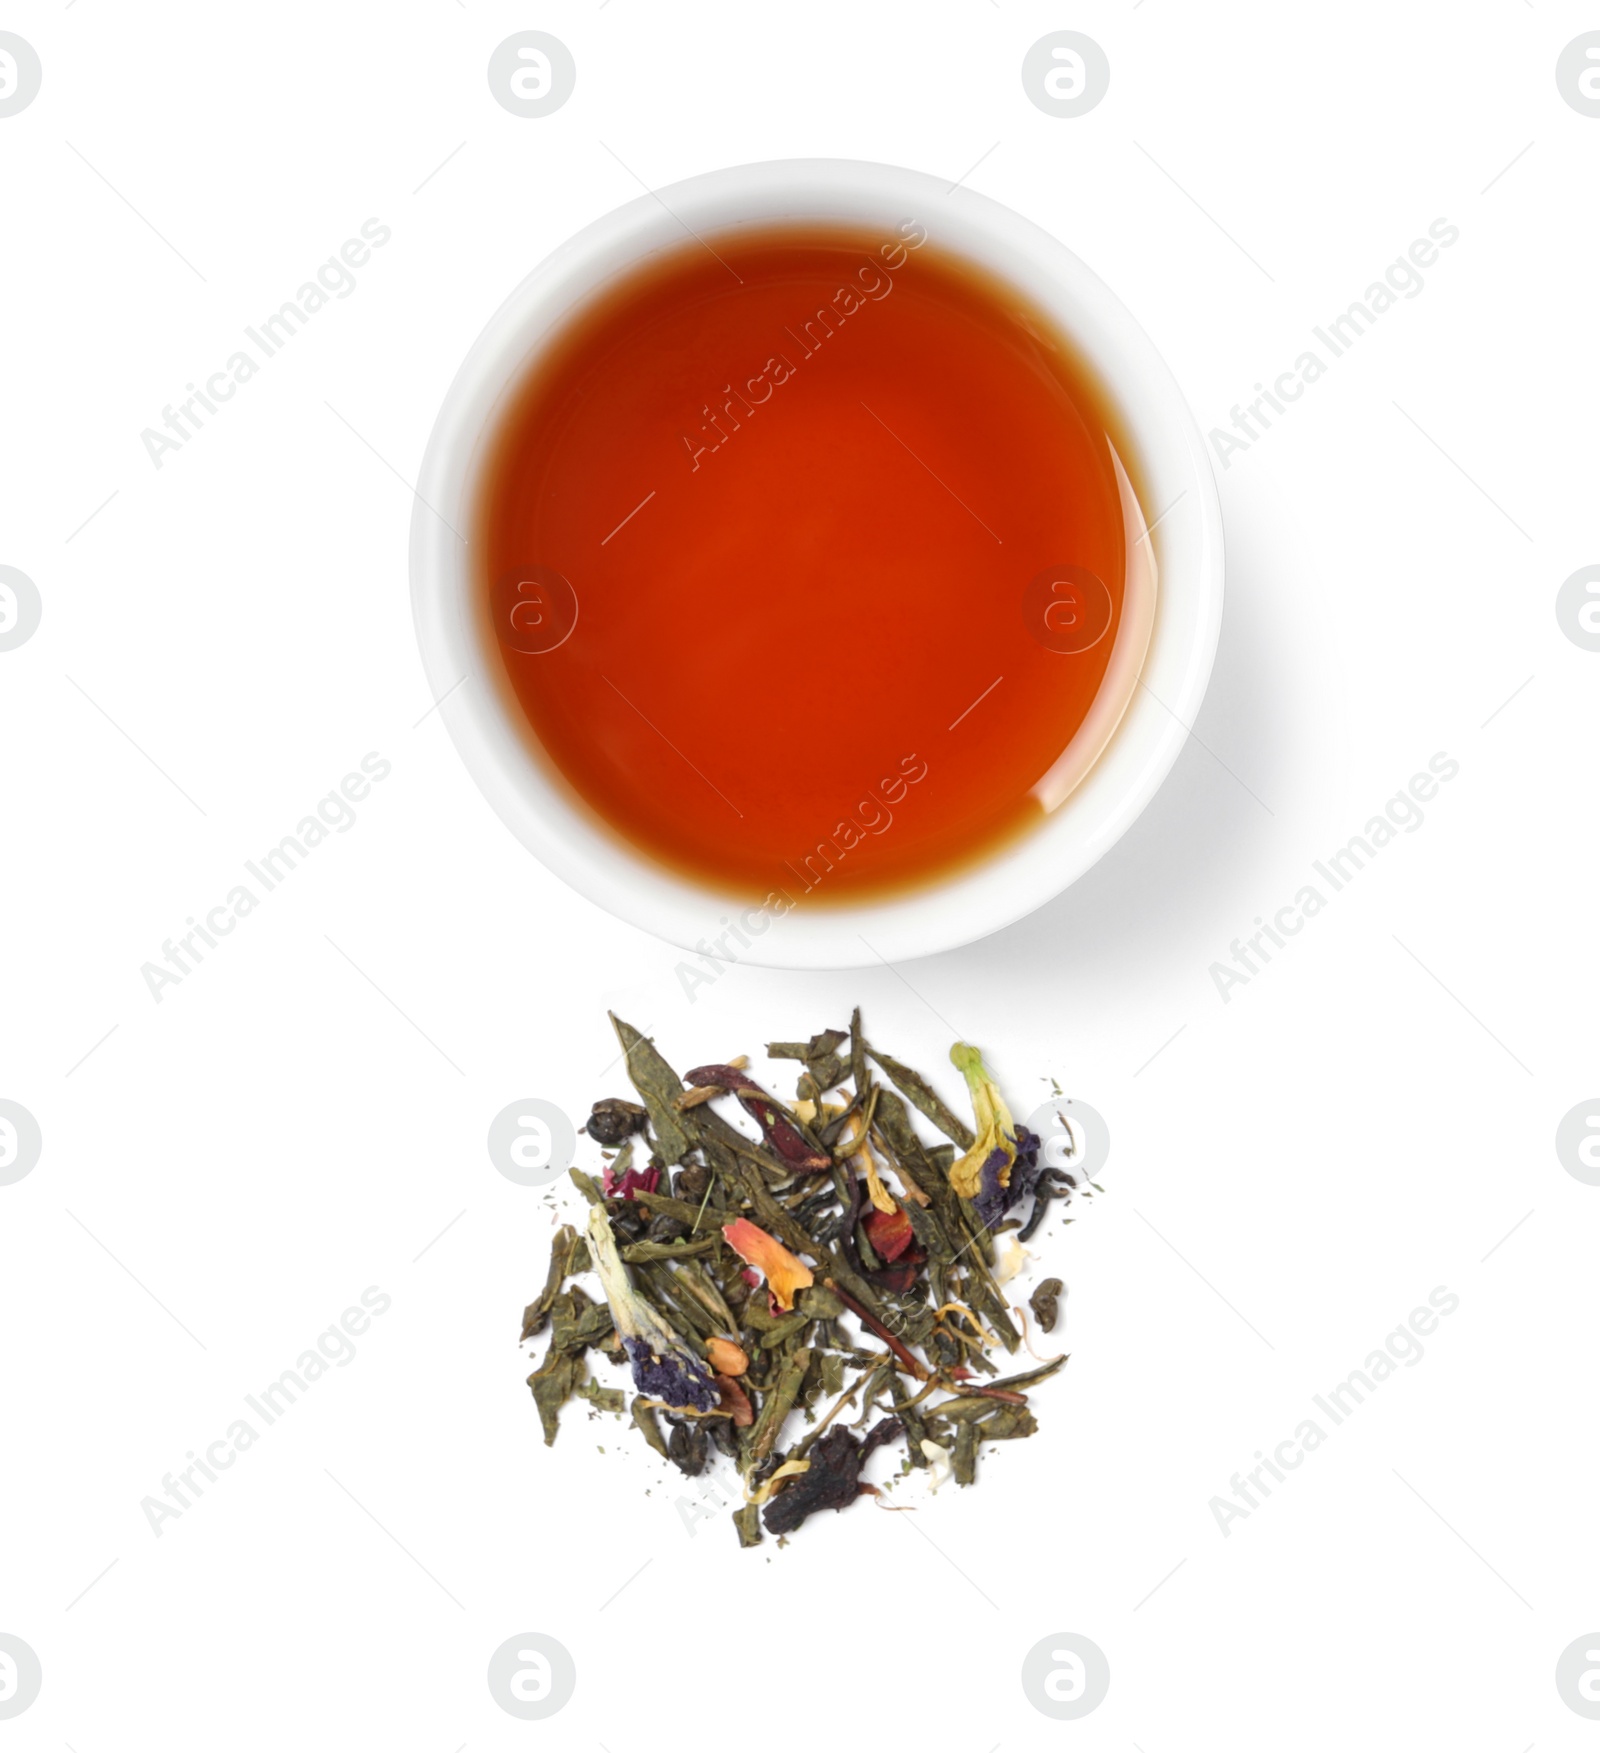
[974,1125,1043,1230]
[623,1336,719,1413]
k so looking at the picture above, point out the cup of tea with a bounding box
[410,157,1223,967]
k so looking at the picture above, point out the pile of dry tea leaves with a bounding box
[521,1010,1094,1545]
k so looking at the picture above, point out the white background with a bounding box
[3,1,1597,1747]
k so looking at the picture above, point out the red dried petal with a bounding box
[863,1204,915,1263]
[684,1064,830,1173]
[602,1163,661,1200]
[716,1373,754,1427]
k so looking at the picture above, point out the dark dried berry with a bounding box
[1030,1276,1064,1333]
[586,1098,647,1147]
[609,1204,647,1242]
[749,1452,787,1492]
[666,1417,709,1477]
[674,1163,711,1202]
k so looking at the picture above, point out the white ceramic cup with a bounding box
[410,158,1223,968]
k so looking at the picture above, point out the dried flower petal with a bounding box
[748,1456,810,1506]
[623,1336,719,1413]
[841,1108,896,1214]
[975,1125,1042,1230]
[721,1217,814,1311]
[602,1161,661,1200]
[920,1438,953,1491]
[684,1063,830,1172]
[761,1418,904,1534]
[715,1372,754,1426]
[863,1204,915,1264]
[993,1232,1030,1286]
[948,1043,1018,1201]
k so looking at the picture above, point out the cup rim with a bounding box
[410,156,1224,969]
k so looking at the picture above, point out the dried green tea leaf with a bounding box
[568,1167,605,1206]
[928,1393,1025,1421]
[667,1419,709,1477]
[676,1258,739,1335]
[527,1345,584,1446]
[1028,1278,1064,1333]
[867,1046,975,1150]
[620,1235,722,1263]
[767,1028,849,1065]
[978,1407,1039,1440]
[758,1311,811,1351]
[632,1262,715,1342]
[521,1224,579,1341]
[984,1354,1068,1394]
[954,1418,979,1486]
[549,1287,614,1353]
[577,1376,625,1415]
[750,1345,811,1460]
[631,1396,670,1458]
[740,1298,789,1335]
[767,1028,849,1095]
[610,1014,691,1165]
[849,1006,871,1102]
[630,1189,705,1226]
[805,1055,849,1097]
[796,1283,845,1321]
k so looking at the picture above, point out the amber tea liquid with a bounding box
[475,222,1146,902]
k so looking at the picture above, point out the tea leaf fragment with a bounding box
[527,1344,585,1446]
[610,1013,692,1166]
[866,1046,975,1150]
[577,1376,626,1415]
